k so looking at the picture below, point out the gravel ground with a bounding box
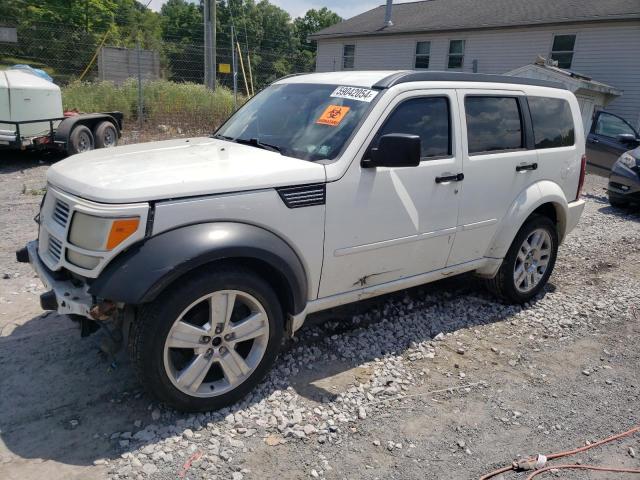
[0,151,639,480]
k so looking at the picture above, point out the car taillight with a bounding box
[576,153,586,201]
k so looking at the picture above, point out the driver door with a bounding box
[587,111,640,172]
[319,90,463,298]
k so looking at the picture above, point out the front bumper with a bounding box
[18,240,93,317]
[608,164,640,203]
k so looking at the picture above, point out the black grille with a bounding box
[52,200,70,228]
[276,184,326,208]
[48,236,63,261]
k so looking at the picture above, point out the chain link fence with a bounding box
[0,20,315,143]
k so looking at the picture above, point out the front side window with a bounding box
[372,97,451,158]
[528,97,575,148]
[448,40,465,69]
[465,96,523,154]
[550,34,576,69]
[414,41,431,69]
[594,112,637,138]
[342,44,355,69]
[215,83,378,161]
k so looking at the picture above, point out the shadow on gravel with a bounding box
[0,149,65,174]
[0,274,549,468]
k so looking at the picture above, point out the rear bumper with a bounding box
[17,240,93,317]
[565,199,585,238]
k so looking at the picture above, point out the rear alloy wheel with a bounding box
[93,121,118,149]
[67,125,94,155]
[130,267,283,411]
[485,215,558,303]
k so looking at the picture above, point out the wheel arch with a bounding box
[484,181,569,261]
[89,222,308,316]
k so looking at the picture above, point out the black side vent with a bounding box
[276,184,326,209]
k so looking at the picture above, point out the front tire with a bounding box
[129,266,284,411]
[608,192,628,209]
[485,215,558,304]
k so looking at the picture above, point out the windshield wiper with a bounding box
[234,137,283,154]
[211,134,284,155]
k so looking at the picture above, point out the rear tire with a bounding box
[93,121,118,149]
[67,125,94,155]
[485,215,558,304]
[129,266,284,412]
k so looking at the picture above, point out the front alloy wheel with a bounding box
[130,267,283,411]
[163,290,270,397]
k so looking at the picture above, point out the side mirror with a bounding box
[362,134,421,168]
[617,133,639,145]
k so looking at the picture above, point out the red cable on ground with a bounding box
[526,464,640,479]
[479,425,640,480]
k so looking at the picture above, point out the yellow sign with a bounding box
[316,105,350,127]
[218,63,231,73]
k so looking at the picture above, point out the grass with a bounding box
[61,79,238,134]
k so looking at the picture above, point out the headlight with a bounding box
[69,212,140,251]
[619,153,637,169]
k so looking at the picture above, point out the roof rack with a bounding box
[373,71,566,90]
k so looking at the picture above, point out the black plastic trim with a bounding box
[276,184,326,208]
[373,71,566,91]
[88,222,309,315]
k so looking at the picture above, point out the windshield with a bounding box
[214,83,379,161]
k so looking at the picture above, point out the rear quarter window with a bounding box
[528,96,575,149]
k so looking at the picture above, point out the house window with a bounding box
[550,34,576,69]
[447,40,465,69]
[414,41,430,69]
[342,44,355,69]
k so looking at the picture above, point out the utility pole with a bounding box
[231,24,237,109]
[204,0,216,90]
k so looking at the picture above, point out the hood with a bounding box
[47,137,326,204]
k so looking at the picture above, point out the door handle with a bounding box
[516,163,538,172]
[435,173,464,183]
[589,138,600,144]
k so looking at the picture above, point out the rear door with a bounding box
[447,90,537,266]
[587,111,640,173]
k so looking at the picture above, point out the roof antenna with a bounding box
[384,0,393,27]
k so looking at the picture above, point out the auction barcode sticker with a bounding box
[330,86,378,103]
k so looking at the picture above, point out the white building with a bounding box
[310,0,640,129]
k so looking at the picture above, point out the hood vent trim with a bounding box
[276,184,326,209]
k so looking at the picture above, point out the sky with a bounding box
[144,0,414,20]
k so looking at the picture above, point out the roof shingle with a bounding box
[309,0,640,40]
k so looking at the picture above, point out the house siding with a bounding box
[315,21,640,129]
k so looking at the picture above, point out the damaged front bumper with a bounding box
[17,240,93,317]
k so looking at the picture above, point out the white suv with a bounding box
[17,71,586,411]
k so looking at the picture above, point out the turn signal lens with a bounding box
[106,218,140,250]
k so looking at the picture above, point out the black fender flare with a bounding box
[55,112,123,145]
[88,222,308,315]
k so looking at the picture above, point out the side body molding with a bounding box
[484,181,569,260]
[89,222,308,314]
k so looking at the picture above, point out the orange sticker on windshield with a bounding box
[316,105,350,126]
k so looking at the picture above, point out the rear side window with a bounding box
[465,96,523,154]
[374,97,451,158]
[528,97,575,148]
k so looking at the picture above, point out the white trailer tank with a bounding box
[0,69,63,140]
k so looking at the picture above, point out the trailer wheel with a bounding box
[94,121,118,149]
[67,125,94,155]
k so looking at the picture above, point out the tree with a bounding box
[294,8,342,53]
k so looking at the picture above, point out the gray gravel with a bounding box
[1,156,639,480]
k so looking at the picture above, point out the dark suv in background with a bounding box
[586,111,640,207]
